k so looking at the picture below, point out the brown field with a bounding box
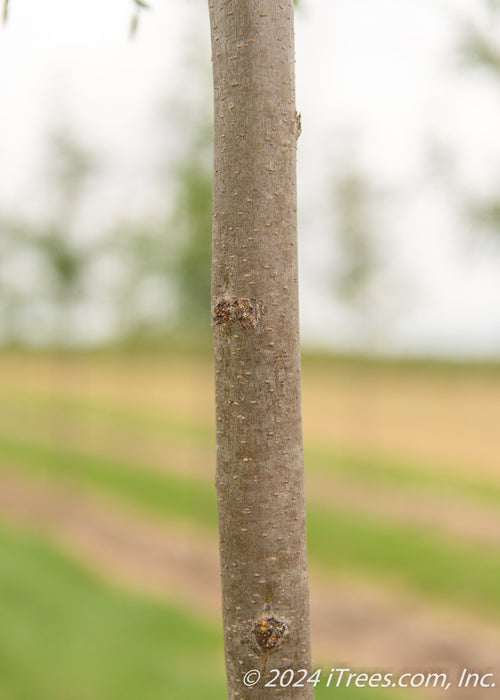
[1,351,499,475]
[1,351,499,699]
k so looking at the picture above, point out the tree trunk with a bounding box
[209,2,313,697]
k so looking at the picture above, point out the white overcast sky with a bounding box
[1,0,500,357]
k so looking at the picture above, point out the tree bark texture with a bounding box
[209,2,313,698]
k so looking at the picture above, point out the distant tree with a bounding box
[330,155,378,310]
[0,123,107,346]
[440,1,500,246]
[460,1,500,78]
[167,119,212,332]
[114,86,213,344]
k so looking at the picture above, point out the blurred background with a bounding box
[0,0,500,698]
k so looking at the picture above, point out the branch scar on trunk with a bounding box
[213,297,266,330]
[253,616,289,652]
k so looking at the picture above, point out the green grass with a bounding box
[306,445,500,507]
[0,433,218,529]
[1,433,500,621]
[0,390,214,447]
[307,506,500,616]
[315,676,408,700]
[0,521,225,700]
[0,521,409,700]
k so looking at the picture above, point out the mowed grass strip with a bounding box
[1,433,500,620]
[307,507,500,616]
[0,389,215,447]
[2,390,500,509]
[306,446,500,507]
[0,522,405,700]
[0,434,217,529]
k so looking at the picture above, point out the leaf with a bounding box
[129,0,151,39]
[129,10,139,39]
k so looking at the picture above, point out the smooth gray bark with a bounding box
[209,1,313,697]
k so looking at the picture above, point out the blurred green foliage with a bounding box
[0,125,110,346]
[167,123,212,331]
[331,159,377,308]
[459,1,500,77]
[0,114,213,349]
[447,1,500,244]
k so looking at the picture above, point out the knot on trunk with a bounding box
[253,616,288,651]
[213,298,265,330]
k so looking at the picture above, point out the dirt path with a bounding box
[2,405,500,550]
[306,474,500,549]
[0,469,498,699]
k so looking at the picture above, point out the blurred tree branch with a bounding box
[457,1,500,243]
[130,0,151,38]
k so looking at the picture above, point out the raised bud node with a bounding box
[253,616,289,651]
[213,297,266,330]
